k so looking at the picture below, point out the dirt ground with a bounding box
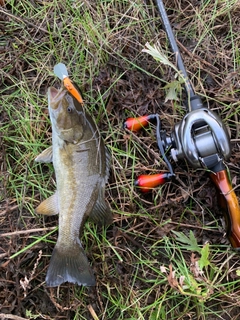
[1,0,240,319]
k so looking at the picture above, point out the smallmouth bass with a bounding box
[35,85,112,287]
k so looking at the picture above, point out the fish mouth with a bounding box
[48,87,67,110]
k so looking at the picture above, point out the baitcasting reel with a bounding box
[168,108,231,170]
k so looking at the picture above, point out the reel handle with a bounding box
[124,114,175,178]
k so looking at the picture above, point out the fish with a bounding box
[35,79,112,287]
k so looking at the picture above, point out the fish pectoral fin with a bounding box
[35,146,53,163]
[35,192,58,215]
[45,240,95,287]
[89,190,112,225]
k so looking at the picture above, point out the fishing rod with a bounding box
[124,0,240,248]
[156,0,203,111]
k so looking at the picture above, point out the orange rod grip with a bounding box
[210,170,240,248]
[63,77,84,105]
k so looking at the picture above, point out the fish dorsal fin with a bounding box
[35,146,53,163]
[35,192,58,216]
[89,187,112,225]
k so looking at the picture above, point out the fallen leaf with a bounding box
[190,252,203,277]
[167,264,179,289]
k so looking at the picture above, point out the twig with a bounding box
[0,227,56,237]
[0,204,19,216]
[47,288,71,311]
[20,250,43,298]
[0,252,8,259]
[176,39,219,72]
[124,129,169,170]
[231,139,240,143]
[0,7,53,35]
[0,314,28,320]
[87,305,99,320]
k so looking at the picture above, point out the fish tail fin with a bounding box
[45,240,95,287]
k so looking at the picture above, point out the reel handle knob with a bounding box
[135,173,172,193]
[124,115,156,132]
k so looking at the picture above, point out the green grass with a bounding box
[1,0,240,319]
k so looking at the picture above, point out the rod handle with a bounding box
[210,169,240,249]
